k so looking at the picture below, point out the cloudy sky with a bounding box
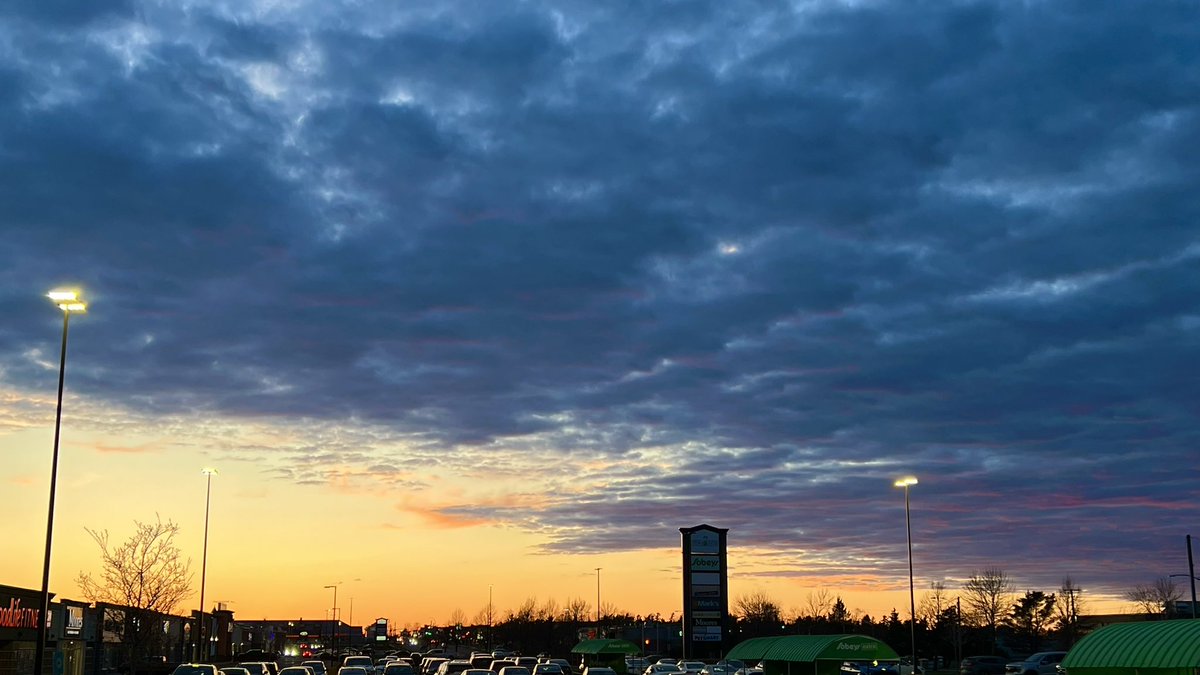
[3,0,1198,626]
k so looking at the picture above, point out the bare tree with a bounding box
[1056,578,1084,647]
[562,597,591,622]
[448,608,467,627]
[508,597,538,623]
[1125,577,1181,616]
[75,516,193,666]
[919,582,950,628]
[473,601,496,627]
[599,600,619,621]
[539,598,560,622]
[735,590,783,638]
[803,588,834,620]
[735,591,783,622]
[962,568,1014,650]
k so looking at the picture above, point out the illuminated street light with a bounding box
[894,476,918,667]
[196,468,218,661]
[34,290,87,675]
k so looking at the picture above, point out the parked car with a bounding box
[344,659,375,672]
[303,662,328,675]
[385,665,416,675]
[961,657,1008,675]
[841,663,898,675]
[174,665,218,675]
[645,666,683,675]
[533,666,563,675]
[240,663,273,675]
[582,669,616,675]
[680,664,707,675]
[703,662,746,675]
[340,668,370,675]
[438,662,474,675]
[1006,653,1067,675]
[626,661,649,675]
[499,667,531,675]
[280,667,315,675]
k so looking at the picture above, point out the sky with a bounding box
[2,0,1199,630]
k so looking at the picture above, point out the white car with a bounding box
[645,666,684,675]
[1006,653,1066,675]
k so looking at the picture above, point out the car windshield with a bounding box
[176,668,216,675]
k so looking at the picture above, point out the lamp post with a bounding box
[325,583,340,655]
[894,476,918,667]
[34,290,87,675]
[488,584,493,648]
[196,468,217,661]
[595,568,602,624]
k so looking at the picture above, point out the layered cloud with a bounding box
[2,0,1198,601]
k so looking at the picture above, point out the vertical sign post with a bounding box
[680,524,728,660]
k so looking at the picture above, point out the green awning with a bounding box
[571,639,643,655]
[1062,619,1200,672]
[727,635,899,663]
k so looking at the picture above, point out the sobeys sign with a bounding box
[0,598,40,629]
[690,555,719,571]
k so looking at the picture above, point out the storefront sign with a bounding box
[65,606,84,636]
[0,598,40,629]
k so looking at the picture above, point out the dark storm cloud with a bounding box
[2,0,1199,596]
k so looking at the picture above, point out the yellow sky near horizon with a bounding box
[2,388,1131,630]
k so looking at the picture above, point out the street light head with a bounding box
[48,290,87,313]
[201,467,218,476]
[894,476,919,488]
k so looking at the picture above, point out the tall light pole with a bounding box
[595,568,602,624]
[325,583,341,655]
[894,476,918,666]
[197,468,218,661]
[34,290,87,675]
[1188,534,1197,619]
[488,585,493,648]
